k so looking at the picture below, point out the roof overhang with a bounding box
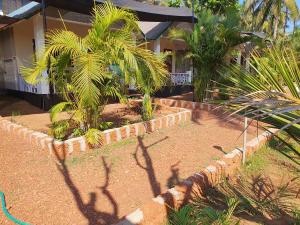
[32,0,195,22]
[0,15,20,29]
[139,21,172,40]
[241,31,267,39]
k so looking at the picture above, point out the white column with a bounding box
[33,15,49,95]
[172,50,176,73]
[153,38,160,54]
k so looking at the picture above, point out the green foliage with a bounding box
[72,128,85,137]
[170,8,248,102]
[167,0,182,7]
[98,121,114,130]
[196,198,240,225]
[21,2,168,143]
[243,147,268,174]
[85,128,102,146]
[168,197,240,225]
[243,0,299,39]
[220,46,300,142]
[50,120,70,140]
[167,205,198,225]
[180,0,239,15]
[142,93,153,121]
[293,209,300,224]
[281,28,300,53]
[49,101,74,122]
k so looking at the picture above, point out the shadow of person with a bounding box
[167,161,181,188]
[52,145,119,225]
[132,135,169,197]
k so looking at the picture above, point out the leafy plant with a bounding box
[173,0,239,15]
[21,2,168,142]
[195,198,240,225]
[85,128,102,147]
[167,205,198,225]
[169,8,249,102]
[293,209,300,224]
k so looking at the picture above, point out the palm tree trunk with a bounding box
[284,7,288,35]
[273,16,279,40]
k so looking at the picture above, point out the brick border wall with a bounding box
[0,103,192,157]
[113,98,277,225]
[153,98,214,111]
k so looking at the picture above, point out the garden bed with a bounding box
[2,99,181,134]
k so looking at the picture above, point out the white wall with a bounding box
[3,15,91,94]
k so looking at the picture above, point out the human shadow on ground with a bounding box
[166,161,181,188]
[52,146,119,225]
[132,135,169,197]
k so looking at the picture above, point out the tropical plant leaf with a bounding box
[50,101,74,122]
[85,128,102,146]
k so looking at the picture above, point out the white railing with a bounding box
[170,71,192,85]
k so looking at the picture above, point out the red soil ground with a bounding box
[0,95,261,225]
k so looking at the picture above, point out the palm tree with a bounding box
[170,9,248,102]
[244,0,299,40]
[21,2,168,142]
[219,46,300,147]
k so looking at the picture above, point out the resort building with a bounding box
[0,0,195,109]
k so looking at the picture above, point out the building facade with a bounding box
[0,1,194,108]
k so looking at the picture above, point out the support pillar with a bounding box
[33,15,49,95]
[172,50,176,73]
[153,38,160,54]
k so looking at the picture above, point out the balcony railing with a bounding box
[170,71,192,85]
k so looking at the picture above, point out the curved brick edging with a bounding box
[115,128,278,225]
[0,103,192,157]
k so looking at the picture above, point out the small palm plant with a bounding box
[169,8,249,102]
[21,2,168,143]
[168,198,240,225]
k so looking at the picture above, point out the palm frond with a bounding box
[50,101,74,122]
[220,46,300,140]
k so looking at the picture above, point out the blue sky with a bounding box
[239,0,300,32]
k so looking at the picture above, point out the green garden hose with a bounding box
[0,192,31,225]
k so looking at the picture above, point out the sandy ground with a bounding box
[0,110,260,224]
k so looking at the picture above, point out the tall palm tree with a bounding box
[21,2,168,142]
[244,0,299,40]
